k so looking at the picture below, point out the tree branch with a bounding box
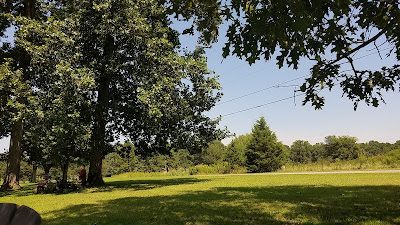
[331,26,389,65]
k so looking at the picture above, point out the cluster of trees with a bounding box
[2,0,399,189]
[2,115,399,180]
[103,117,400,175]
[109,117,287,174]
[0,0,226,189]
[288,137,400,165]
[0,153,83,183]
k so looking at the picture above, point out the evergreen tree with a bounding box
[246,117,285,172]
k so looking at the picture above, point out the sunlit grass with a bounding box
[1,173,400,224]
[280,159,400,172]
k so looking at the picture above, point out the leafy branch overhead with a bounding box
[222,0,400,109]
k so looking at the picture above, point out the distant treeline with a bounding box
[99,136,400,176]
[1,117,399,180]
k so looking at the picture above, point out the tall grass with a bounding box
[281,155,400,172]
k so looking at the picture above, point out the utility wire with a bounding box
[215,45,394,118]
[221,46,392,86]
[217,75,308,105]
[338,46,393,65]
[224,66,270,84]
[219,93,306,118]
[217,70,355,118]
[218,47,392,106]
[225,64,245,73]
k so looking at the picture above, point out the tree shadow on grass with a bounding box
[43,185,400,225]
[87,178,208,193]
[0,178,207,198]
[0,183,38,197]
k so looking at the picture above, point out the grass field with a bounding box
[1,173,400,225]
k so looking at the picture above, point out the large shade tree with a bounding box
[7,0,226,187]
[0,0,39,190]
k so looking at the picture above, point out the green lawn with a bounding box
[1,173,400,224]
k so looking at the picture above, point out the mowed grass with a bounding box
[1,173,400,225]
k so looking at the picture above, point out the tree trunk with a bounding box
[31,164,37,183]
[42,163,52,180]
[87,89,108,186]
[87,35,114,187]
[87,35,115,187]
[1,0,36,191]
[128,157,131,172]
[1,120,23,190]
[61,162,69,183]
[87,77,109,186]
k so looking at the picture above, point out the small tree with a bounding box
[170,149,193,170]
[324,136,361,161]
[103,153,124,177]
[246,117,285,172]
[311,143,325,163]
[201,140,226,165]
[116,142,137,173]
[289,140,313,164]
[226,134,252,167]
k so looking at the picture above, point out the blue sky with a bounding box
[1,18,399,151]
[174,21,400,146]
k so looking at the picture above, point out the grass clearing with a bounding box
[1,173,400,224]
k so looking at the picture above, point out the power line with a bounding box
[225,64,245,73]
[214,45,395,118]
[219,93,305,118]
[217,70,353,118]
[338,46,393,65]
[217,75,308,105]
[217,45,392,93]
[221,46,392,86]
[224,66,270,85]
[219,47,392,106]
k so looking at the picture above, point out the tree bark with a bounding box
[87,36,114,187]
[31,164,37,183]
[1,120,23,190]
[61,162,69,183]
[42,163,52,180]
[87,78,108,186]
[87,76,109,186]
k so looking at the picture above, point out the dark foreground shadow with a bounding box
[0,183,38,197]
[0,178,205,197]
[43,184,400,225]
[88,178,207,193]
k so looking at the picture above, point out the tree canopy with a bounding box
[1,0,226,188]
[289,140,313,164]
[324,135,361,160]
[222,0,400,109]
[2,0,400,189]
